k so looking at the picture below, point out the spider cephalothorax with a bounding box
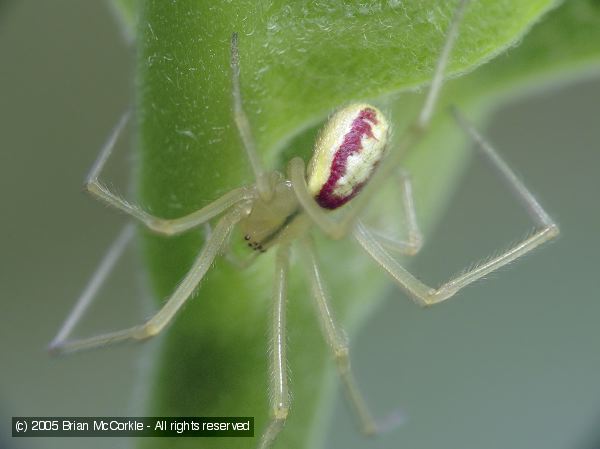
[238,176,303,253]
[239,103,389,254]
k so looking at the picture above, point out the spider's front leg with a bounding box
[88,30,273,232]
[85,112,254,236]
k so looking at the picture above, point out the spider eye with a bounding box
[307,104,389,210]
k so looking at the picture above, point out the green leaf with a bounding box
[121,1,600,448]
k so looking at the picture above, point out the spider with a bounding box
[50,1,559,448]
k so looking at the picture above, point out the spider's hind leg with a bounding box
[362,169,423,256]
[354,110,559,307]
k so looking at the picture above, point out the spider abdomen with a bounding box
[307,104,389,210]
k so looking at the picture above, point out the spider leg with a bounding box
[49,223,135,353]
[230,33,272,201]
[257,244,291,449]
[416,0,470,130]
[289,0,470,239]
[49,205,249,355]
[85,112,253,236]
[354,112,559,307]
[363,169,423,256]
[299,236,403,436]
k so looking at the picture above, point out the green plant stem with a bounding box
[130,1,600,448]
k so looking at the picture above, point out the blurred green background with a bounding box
[1,1,599,449]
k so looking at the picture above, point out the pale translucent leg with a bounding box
[230,33,272,200]
[49,224,135,353]
[289,0,470,239]
[299,237,380,436]
[85,112,253,236]
[49,205,249,355]
[451,107,557,227]
[417,0,470,129]
[364,169,423,256]
[354,112,559,307]
[257,244,291,449]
